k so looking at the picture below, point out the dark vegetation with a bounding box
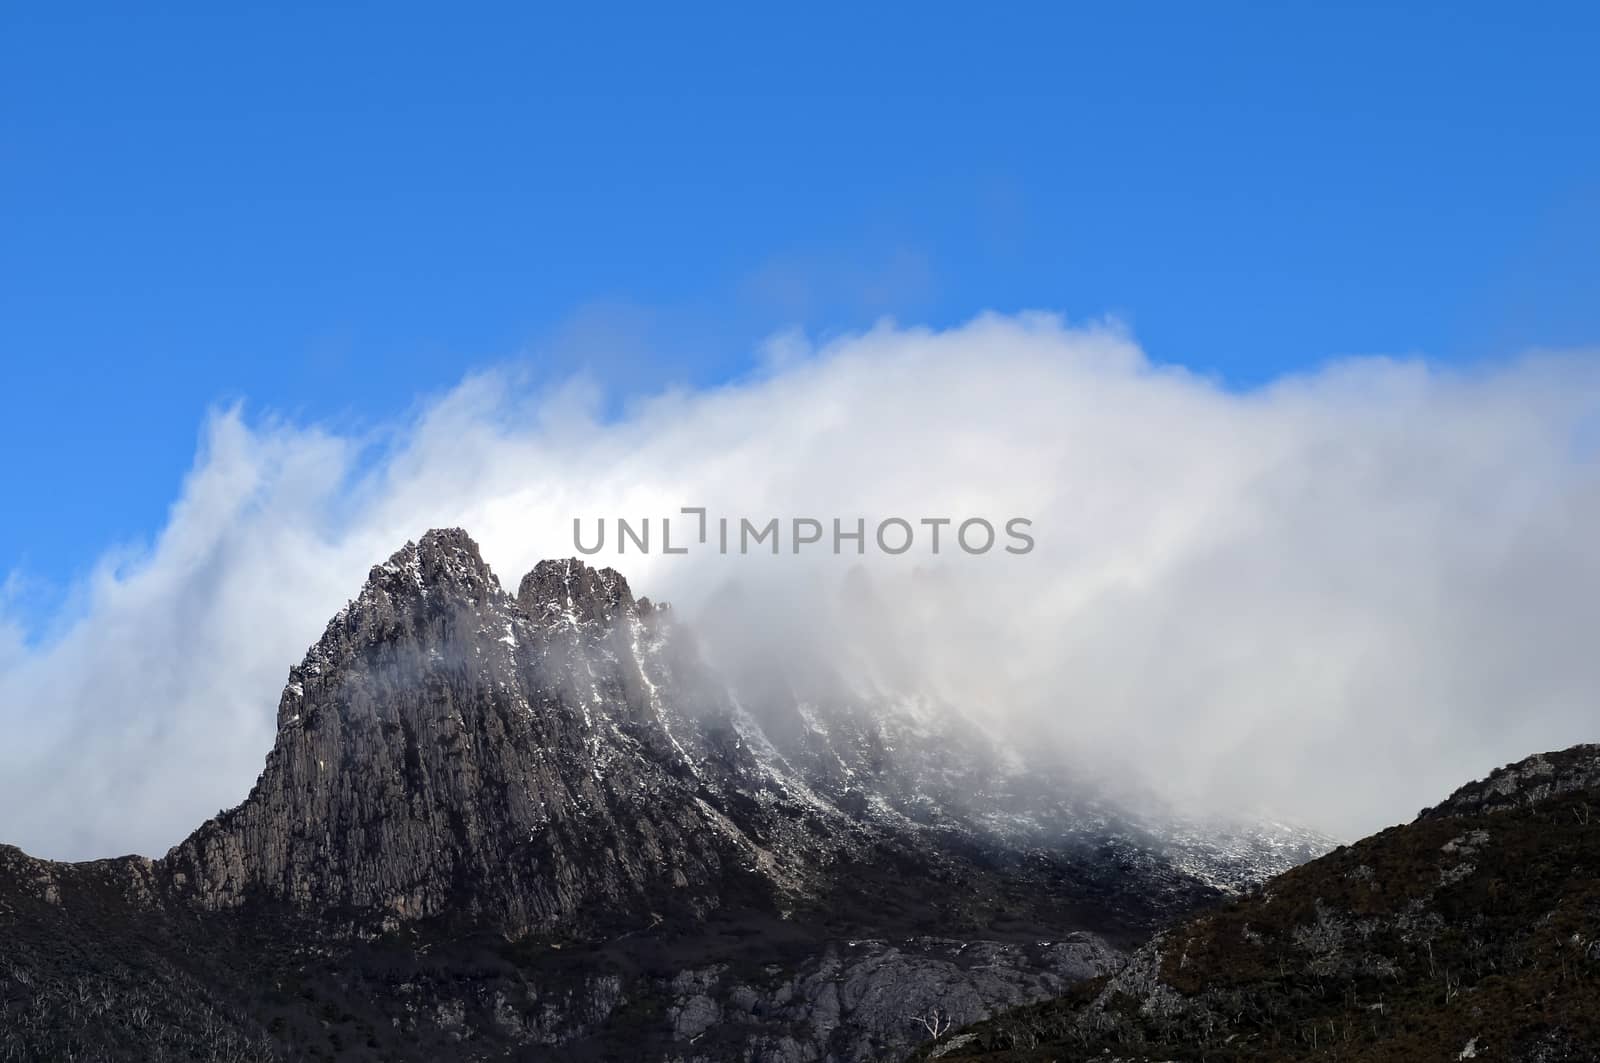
[0,834,1146,1062]
[914,750,1600,1062]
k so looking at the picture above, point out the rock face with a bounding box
[166,530,793,936]
[1419,744,1600,820]
[157,528,1318,940]
[0,528,1330,1062]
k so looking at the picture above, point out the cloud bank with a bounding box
[3,313,1598,859]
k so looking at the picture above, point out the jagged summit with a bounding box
[164,529,798,938]
[295,535,645,697]
[280,529,513,730]
[337,532,651,632]
[517,556,646,627]
[363,528,502,603]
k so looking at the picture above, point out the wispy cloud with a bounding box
[3,313,1597,859]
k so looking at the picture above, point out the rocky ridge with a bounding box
[165,529,810,937]
[0,528,1329,1062]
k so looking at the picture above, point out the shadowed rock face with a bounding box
[164,529,801,937]
[517,556,642,627]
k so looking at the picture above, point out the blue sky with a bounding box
[3,2,1598,613]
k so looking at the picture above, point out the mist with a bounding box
[2,312,1598,859]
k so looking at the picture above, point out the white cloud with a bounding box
[3,313,1598,858]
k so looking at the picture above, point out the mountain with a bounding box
[0,529,1326,1062]
[913,745,1600,1062]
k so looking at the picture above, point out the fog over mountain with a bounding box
[2,313,1598,859]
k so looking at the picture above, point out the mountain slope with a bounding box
[0,529,1327,1062]
[915,746,1600,1062]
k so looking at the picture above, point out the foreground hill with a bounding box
[915,745,1600,1062]
[0,529,1324,1062]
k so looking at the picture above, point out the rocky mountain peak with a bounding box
[362,527,502,606]
[516,556,644,628]
[166,532,780,938]
[279,529,509,728]
[0,526,1353,1063]
[415,526,499,589]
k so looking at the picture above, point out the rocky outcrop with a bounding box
[379,935,1123,1062]
[1419,744,1600,820]
[516,556,643,627]
[164,529,814,937]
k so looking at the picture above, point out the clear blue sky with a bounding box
[3,3,1598,606]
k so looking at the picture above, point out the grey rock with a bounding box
[0,528,1330,1062]
[1420,746,1600,819]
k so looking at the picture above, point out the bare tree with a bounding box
[911,1007,953,1041]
